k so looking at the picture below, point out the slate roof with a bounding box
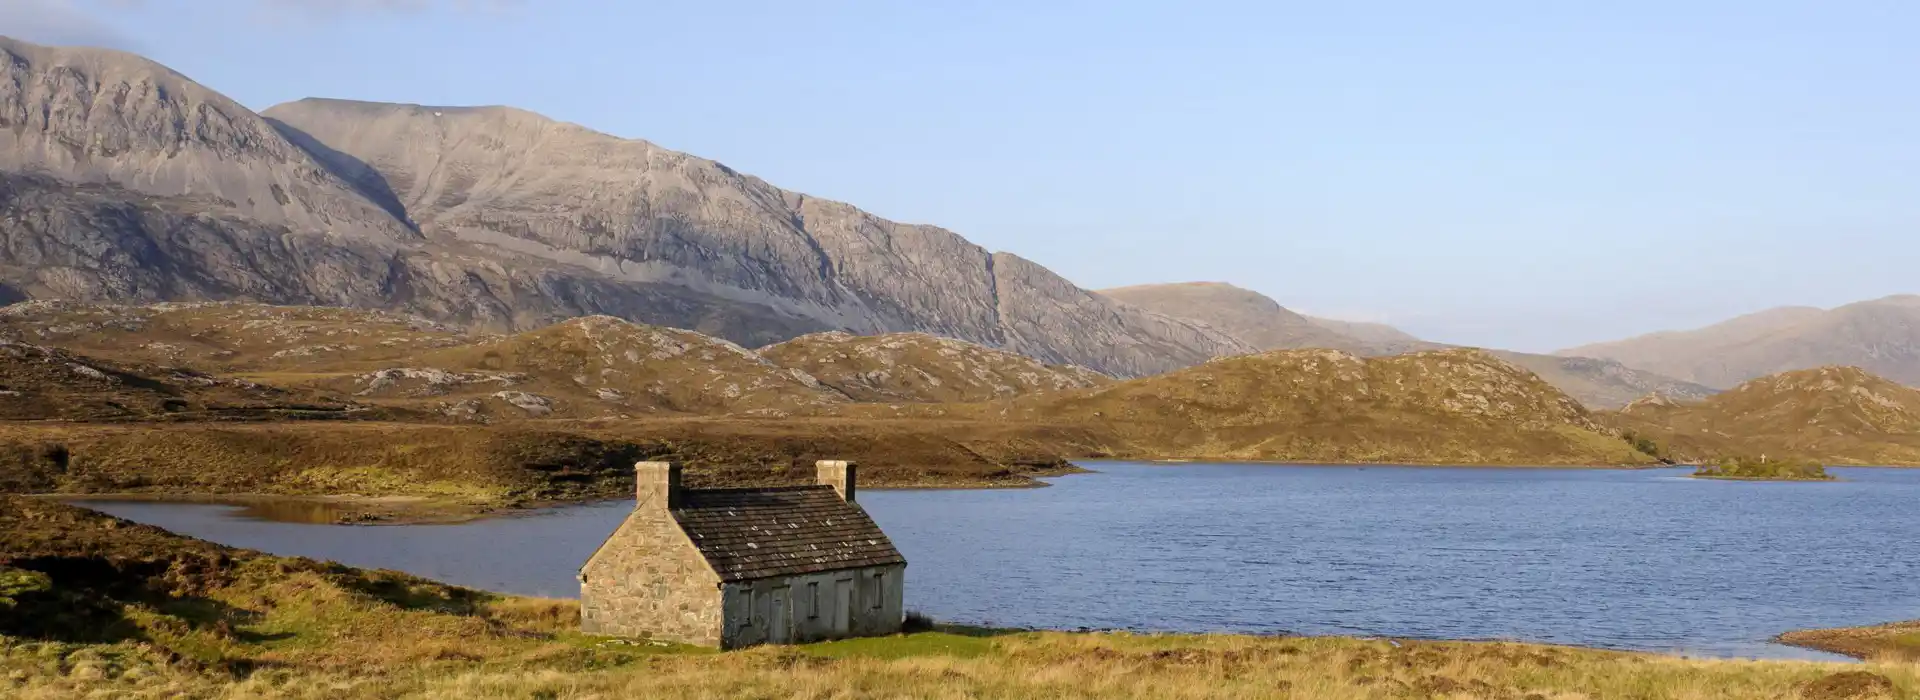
[672,485,906,582]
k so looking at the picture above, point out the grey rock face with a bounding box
[0,36,1249,377]
[258,98,1252,375]
[0,37,414,243]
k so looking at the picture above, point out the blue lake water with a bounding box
[72,463,1920,659]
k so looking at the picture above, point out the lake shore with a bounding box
[1778,620,1920,662]
[7,495,1915,699]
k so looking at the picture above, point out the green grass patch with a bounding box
[796,629,1003,660]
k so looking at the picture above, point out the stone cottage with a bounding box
[578,460,907,648]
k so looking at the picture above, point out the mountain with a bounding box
[760,331,1108,403]
[1097,281,1714,409]
[0,37,1248,378]
[1017,348,1651,465]
[257,96,1251,375]
[1611,366,1920,465]
[1560,296,1920,389]
[1302,315,1426,347]
[1488,352,1718,409]
[1100,282,1374,353]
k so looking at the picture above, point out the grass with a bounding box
[7,627,1918,699]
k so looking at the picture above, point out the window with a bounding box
[740,589,754,628]
[871,572,885,610]
[806,582,820,619]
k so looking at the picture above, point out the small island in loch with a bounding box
[1691,457,1835,482]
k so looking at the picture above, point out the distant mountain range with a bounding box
[0,36,1249,378]
[1098,282,1717,409]
[1560,296,1920,389]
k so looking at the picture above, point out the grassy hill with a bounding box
[1609,366,1920,466]
[1015,348,1653,465]
[760,331,1108,403]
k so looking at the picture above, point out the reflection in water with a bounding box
[74,464,1920,661]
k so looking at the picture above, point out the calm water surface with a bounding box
[73,464,1920,659]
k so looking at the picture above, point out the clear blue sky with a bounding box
[11,0,1916,352]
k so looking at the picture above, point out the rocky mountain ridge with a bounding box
[0,36,1248,377]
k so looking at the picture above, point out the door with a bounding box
[770,586,790,644]
[835,578,854,635]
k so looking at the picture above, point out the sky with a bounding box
[7,0,1916,352]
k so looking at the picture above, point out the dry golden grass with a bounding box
[5,628,1917,699]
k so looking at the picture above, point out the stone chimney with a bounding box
[636,461,682,509]
[816,460,856,502]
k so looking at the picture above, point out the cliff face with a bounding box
[0,36,1251,377]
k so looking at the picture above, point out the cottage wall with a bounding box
[720,563,906,648]
[578,504,724,645]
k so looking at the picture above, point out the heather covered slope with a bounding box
[760,331,1108,403]
[1016,348,1653,465]
[1610,366,1920,465]
[367,316,848,418]
[259,97,1252,376]
[0,339,356,422]
[1563,296,1920,389]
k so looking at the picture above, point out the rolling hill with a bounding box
[1017,348,1653,465]
[1610,366,1920,466]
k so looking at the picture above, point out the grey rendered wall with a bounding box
[720,563,906,648]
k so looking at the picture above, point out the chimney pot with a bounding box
[636,461,682,509]
[816,460,856,502]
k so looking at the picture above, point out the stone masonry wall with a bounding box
[578,505,723,646]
